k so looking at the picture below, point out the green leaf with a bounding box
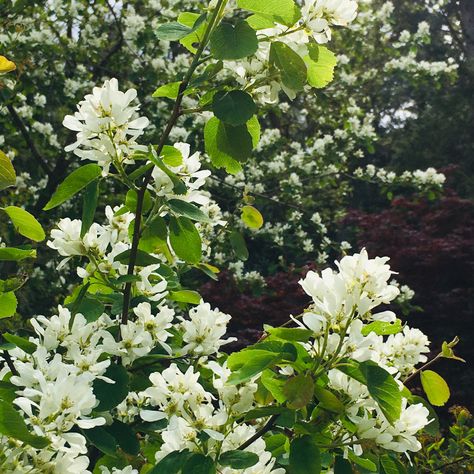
[305,45,337,89]
[265,433,288,457]
[152,82,195,100]
[150,450,192,474]
[289,436,321,474]
[212,90,257,126]
[105,420,140,456]
[0,380,17,403]
[139,217,172,261]
[204,116,260,174]
[161,145,183,167]
[75,295,105,323]
[420,370,450,407]
[168,290,201,304]
[168,199,211,223]
[270,41,307,92]
[81,179,99,237]
[334,456,353,474]
[182,453,216,474]
[156,22,194,41]
[246,14,276,30]
[0,150,16,190]
[125,189,152,213]
[3,333,36,354]
[313,385,345,413]
[43,164,102,210]
[0,400,49,448]
[3,206,45,242]
[114,249,162,267]
[0,247,36,261]
[347,451,377,472]
[0,292,17,319]
[152,81,180,98]
[227,349,281,385]
[83,426,117,455]
[169,216,202,264]
[241,205,264,229]
[156,13,206,42]
[380,455,407,474]
[237,0,301,27]
[362,319,402,336]
[93,364,129,411]
[229,230,249,261]
[260,369,287,403]
[210,21,258,60]
[219,450,259,469]
[360,361,402,424]
[264,326,313,342]
[284,374,314,409]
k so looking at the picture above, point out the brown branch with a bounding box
[120,0,228,324]
[237,414,278,450]
[2,350,18,376]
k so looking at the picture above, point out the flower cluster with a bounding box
[63,78,149,175]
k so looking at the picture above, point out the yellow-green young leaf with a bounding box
[0,247,36,261]
[178,12,207,53]
[152,81,196,99]
[3,206,45,242]
[161,145,183,167]
[0,150,16,190]
[241,205,263,229]
[0,55,16,74]
[420,370,450,406]
[305,45,338,89]
[237,0,301,27]
[168,290,201,305]
[0,292,17,319]
[44,164,102,210]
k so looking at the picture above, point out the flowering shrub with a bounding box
[0,0,461,298]
[0,1,465,473]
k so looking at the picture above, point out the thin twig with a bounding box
[2,350,18,376]
[120,0,228,324]
[238,415,278,450]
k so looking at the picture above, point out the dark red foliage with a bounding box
[200,266,313,351]
[345,193,474,409]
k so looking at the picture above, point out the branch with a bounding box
[2,350,18,376]
[120,0,229,324]
[237,415,278,450]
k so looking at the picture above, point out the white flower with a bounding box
[133,302,174,352]
[383,326,430,376]
[179,302,235,356]
[63,78,148,174]
[136,264,168,301]
[302,0,358,43]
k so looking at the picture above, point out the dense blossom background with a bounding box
[1,0,473,406]
[0,0,474,472]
